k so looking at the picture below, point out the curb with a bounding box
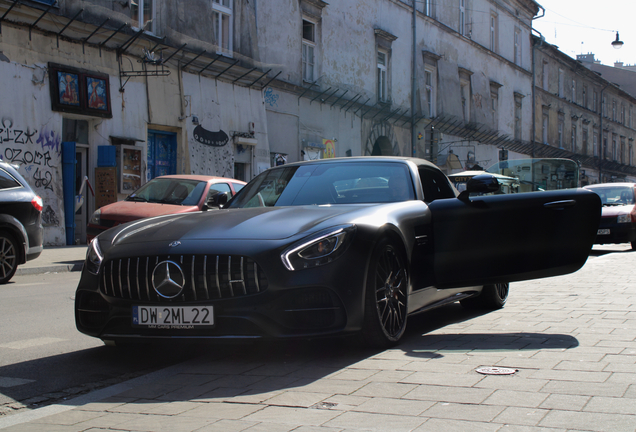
[16,263,84,276]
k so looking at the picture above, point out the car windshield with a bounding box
[227,162,415,208]
[126,178,207,206]
[586,186,635,206]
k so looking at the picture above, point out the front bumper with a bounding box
[594,218,636,245]
[74,241,370,340]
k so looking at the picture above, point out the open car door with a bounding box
[427,188,601,288]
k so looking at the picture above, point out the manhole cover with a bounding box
[476,367,517,375]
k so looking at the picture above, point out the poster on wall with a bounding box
[48,63,112,118]
[323,139,336,158]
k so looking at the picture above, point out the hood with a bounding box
[601,204,634,217]
[99,201,200,221]
[108,205,381,245]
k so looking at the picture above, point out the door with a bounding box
[147,131,177,180]
[427,189,601,288]
[74,147,88,244]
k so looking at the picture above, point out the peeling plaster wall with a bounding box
[0,24,153,245]
[182,73,270,179]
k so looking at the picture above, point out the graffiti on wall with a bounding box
[0,117,61,227]
[264,87,279,107]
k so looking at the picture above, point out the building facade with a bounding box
[534,40,636,185]
[4,0,596,246]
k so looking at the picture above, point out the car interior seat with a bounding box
[172,184,189,202]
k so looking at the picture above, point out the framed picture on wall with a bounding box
[48,63,112,118]
[85,75,110,115]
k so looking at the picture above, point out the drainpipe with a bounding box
[411,0,417,157]
[531,5,545,189]
[599,83,609,181]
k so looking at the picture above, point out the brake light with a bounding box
[31,196,43,212]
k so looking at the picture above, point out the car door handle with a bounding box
[544,200,576,210]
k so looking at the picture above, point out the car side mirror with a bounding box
[204,192,229,210]
[458,174,500,201]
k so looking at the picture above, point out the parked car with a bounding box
[0,160,43,284]
[583,183,636,249]
[87,175,246,241]
[75,157,600,348]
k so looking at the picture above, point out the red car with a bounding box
[87,175,245,241]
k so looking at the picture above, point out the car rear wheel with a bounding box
[0,231,19,284]
[460,282,509,309]
[362,238,408,348]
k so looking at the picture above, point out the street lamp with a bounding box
[611,32,624,49]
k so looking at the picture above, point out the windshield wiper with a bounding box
[126,196,148,202]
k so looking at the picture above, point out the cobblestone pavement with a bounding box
[1,245,635,431]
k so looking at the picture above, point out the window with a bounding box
[489,81,500,130]
[302,19,316,82]
[593,131,599,157]
[571,123,577,152]
[459,0,465,35]
[571,80,576,103]
[490,13,498,52]
[582,85,587,108]
[130,0,155,33]
[593,91,598,113]
[213,0,233,55]
[621,137,626,164]
[602,96,607,117]
[514,29,521,66]
[542,61,548,91]
[558,69,564,98]
[377,51,388,102]
[514,94,522,140]
[630,141,634,166]
[558,117,564,148]
[612,99,617,121]
[582,127,588,155]
[461,82,470,122]
[542,113,549,144]
[425,69,436,118]
[621,104,626,124]
[0,168,21,190]
[612,135,617,160]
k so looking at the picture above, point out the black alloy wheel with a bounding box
[363,238,408,348]
[0,231,19,284]
[460,282,509,309]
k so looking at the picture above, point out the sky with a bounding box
[532,0,636,66]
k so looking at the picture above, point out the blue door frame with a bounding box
[147,130,177,181]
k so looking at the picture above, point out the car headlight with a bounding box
[617,214,632,223]
[281,225,356,271]
[89,209,101,225]
[86,238,104,275]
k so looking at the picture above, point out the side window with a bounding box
[208,183,231,200]
[419,168,455,203]
[0,168,22,190]
[231,182,245,194]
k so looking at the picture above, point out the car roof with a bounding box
[584,183,636,189]
[273,156,438,170]
[156,175,246,184]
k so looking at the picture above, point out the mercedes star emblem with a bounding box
[169,241,181,248]
[151,260,185,298]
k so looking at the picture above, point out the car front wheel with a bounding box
[0,231,19,284]
[362,238,408,348]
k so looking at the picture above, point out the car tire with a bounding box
[460,282,509,310]
[631,240,636,251]
[0,230,19,284]
[362,237,409,348]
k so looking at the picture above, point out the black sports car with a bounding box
[75,157,600,347]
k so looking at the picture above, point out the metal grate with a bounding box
[100,255,268,302]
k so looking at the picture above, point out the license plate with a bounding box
[132,306,214,329]
[597,229,610,235]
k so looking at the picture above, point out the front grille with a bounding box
[100,255,268,302]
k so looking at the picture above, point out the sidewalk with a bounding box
[16,245,87,276]
[3,245,636,431]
